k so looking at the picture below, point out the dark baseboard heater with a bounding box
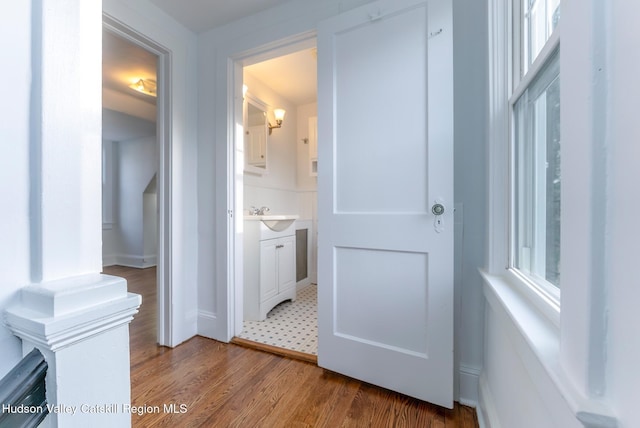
[0,348,49,428]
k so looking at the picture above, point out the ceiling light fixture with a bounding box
[268,109,286,134]
[129,78,157,97]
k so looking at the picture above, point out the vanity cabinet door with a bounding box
[276,235,296,293]
[259,239,278,301]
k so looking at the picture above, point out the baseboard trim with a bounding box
[478,372,501,428]
[458,364,481,407]
[197,310,219,339]
[103,254,157,269]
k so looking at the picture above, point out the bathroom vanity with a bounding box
[243,215,298,321]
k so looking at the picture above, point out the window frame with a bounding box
[506,0,561,314]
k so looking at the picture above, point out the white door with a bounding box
[317,0,454,408]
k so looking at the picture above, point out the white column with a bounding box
[3,1,141,426]
[5,274,141,427]
[33,0,103,282]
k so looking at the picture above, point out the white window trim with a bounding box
[508,33,561,317]
[484,0,617,424]
[485,0,560,327]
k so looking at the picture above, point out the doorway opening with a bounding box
[101,14,173,347]
[229,35,319,361]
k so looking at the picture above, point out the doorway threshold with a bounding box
[231,337,317,364]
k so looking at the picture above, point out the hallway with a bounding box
[104,266,478,427]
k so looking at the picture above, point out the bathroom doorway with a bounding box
[231,38,319,361]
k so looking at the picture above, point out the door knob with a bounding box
[432,202,445,233]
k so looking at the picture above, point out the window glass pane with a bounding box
[513,51,560,287]
[523,0,560,72]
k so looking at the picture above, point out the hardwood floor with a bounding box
[103,265,479,428]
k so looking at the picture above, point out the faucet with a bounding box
[248,206,270,215]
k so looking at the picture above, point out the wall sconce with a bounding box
[129,78,157,97]
[268,109,286,134]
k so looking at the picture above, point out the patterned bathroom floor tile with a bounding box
[238,284,317,355]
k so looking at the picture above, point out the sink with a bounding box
[244,214,299,232]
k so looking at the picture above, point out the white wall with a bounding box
[296,102,318,283]
[296,102,318,192]
[452,0,487,402]
[102,109,157,267]
[143,180,158,260]
[0,0,32,377]
[197,0,487,405]
[115,136,157,267]
[602,2,640,427]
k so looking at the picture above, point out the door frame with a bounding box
[103,14,174,347]
[227,32,317,338]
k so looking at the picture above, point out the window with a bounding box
[522,0,560,73]
[510,0,561,293]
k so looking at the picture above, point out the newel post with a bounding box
[5,274,141,427]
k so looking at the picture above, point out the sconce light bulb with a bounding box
[274,108,286,122]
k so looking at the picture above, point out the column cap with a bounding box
[4,274,141,352]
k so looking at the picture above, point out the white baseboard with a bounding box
[103,254,157,269]
[478,372,501,428]
[296,277,312,291]
[197,310,219,340]
[458,364,481,407]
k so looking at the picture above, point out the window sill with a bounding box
[480,270,617,427]
[504,268,560,328]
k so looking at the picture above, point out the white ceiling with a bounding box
[103,29,158,123]
[244,48,317,106]
[149,0,293,33]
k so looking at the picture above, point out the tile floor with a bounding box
[237,284,317,355]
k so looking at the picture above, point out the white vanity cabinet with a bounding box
[259,235,295,306]
[244,216,298,321]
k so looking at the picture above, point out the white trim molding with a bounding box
[481,272,617,427]
[458,364,481,407]
[478,373,501,428]
[197,310,219,340]
[102,254,158,269]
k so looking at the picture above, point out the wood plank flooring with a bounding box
[103,265,479,428]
